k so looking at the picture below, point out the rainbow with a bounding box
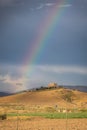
[21,0,70,90]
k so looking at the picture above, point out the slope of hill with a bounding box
[0,88,87,108]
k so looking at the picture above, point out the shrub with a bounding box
[62,91,74,102]
[79,109,87,112]
[0,114,7,120]
[45,107,56,113]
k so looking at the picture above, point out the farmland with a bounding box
[0,118,87,130]
[0,87,87,130]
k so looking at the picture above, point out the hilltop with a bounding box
[0,87,87,109]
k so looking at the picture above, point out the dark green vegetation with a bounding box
[0,114,7,120]
[61,90,75,102]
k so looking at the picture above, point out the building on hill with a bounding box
[48,82,58,88]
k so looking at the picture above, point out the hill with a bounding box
[64,85,87,92]
[0,88,87,108]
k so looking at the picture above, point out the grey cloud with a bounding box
[0,74,7,82]
[0,0,15,6]
[0,64,23,78]
[38,65,87,75]
[0,0,43,7]
[16,83,23,86]
[0,65,24,88]
[0,82,14,92]
[0,0,25,7]
[0,0,87,8]
[0,81,24,92]
[0,65,9,76]
[0,64,48,92]
[0,64,87,92]
[0,79,6,82]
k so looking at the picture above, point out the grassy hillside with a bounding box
[0,88,87,109]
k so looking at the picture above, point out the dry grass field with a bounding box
[0,88,87,130]
[0,88,87,107]
[0,118,87,130]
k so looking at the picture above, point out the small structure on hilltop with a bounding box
[48,82,58,88]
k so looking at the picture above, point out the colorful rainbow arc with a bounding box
[20,0,69,90]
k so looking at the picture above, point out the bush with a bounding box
[45,107,56,113]
[63,94,72,102]
[0,114,7,120]
[62,91,74,103]
[79,109,87,112]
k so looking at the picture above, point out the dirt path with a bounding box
[0,118,87,130]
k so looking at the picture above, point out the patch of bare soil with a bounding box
[0,118,87,130]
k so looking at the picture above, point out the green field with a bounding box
[7,112,87,119]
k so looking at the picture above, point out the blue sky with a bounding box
[0,0,87,92]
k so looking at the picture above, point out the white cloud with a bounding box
[35,3,55,10]
[0,64,87,92]
[45,3,55,7]
[0,74,28,92]
[59,4,72,8]
[45,3,72,8]
[37,65,87,75]
[31,3,72,11]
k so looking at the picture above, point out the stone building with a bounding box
[48,82,58,88]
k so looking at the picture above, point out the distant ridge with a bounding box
[0,85,87,97]
[63,86,87,92]
[0,92,12,97]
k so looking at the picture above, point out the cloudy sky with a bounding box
[0,0,87,92]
